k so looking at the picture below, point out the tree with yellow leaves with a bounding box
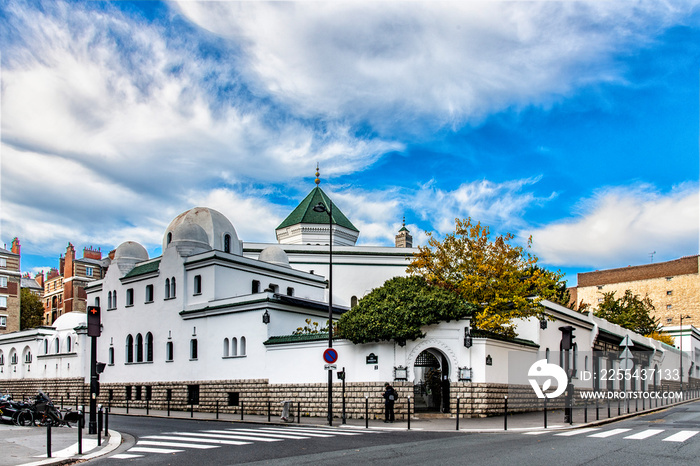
[407,218,565,338]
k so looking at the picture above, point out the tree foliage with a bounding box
[593,290,662,337]
[20,288,44,330]
[337,276,474,345]
[407,218,565,337]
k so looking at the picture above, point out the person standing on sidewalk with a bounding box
[382,383,396,423]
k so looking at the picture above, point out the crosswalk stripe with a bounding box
[129,446,184,454]
[662,430,699,442]
[261,427,362,436]
[253,428,334,438]
[555,428,601,437]
[624,429,664,440]
[111,454,144,459]
[226,429,312,439]
[199,430,282,442]
[523,431,548,435]
[137,440,219,449]
[145,435,252,446]
[588,428,632,438]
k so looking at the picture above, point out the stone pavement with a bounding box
[0,397,689,466]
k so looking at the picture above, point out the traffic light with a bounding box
[87,306,101,337]
[560,325,575,351]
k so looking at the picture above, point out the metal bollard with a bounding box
[297,402,300,424]
[407,396,411,431]
[241,400,244,421]
[146,399,149,415]
[126,398,129,414]
[618,400,621,416]
[504,396,508,431]
[544,397,548,429]
[47,423,52,458]
[104,409,109,436]
[97,408,102,447]
[456,396,460,430]
[584,400,587,423]
[595,400,599,421]
[216,400,219,420]
[78,413,83,455]
[635,398,638,412]
[190,403,194,418]
[365,396,369,429]
[607,400,611,418]
[267,400,271,422]
[167,399,170,417]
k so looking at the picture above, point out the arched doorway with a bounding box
[413,348,450,413]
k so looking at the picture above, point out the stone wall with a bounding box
[2,377,698,419]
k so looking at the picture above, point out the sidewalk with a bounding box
[0,396,692,466]
[0,423,121,466]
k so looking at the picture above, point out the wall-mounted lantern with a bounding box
[394,366,408,381]
[262,310,270,324]
[464,327,473,348]
[486,355,493,366]
[540,318,548,330]
[458,366,472,381]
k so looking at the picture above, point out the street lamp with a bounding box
[680,314,691,391]
[313,201,334,426]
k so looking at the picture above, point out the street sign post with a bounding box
[323,348,338,364]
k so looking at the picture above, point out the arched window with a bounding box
[166,341,174,361]
[43,339,48,355]
[171,277,176,297]
[136,334,144,363]
[113,290,117,308]
[95,297,100,307]
[167,232,172,245]
[108,291,112,309]
[286,287,294,296]
[240,337,246,356]
[0,352,4,365]
[109,347,114,365]
[54,338,60,354]
[66,336,72,353]
[545,348,550,363]
[224,234,231,253]
[24,350,32,363]
[146,333,153,362]
[231,337,238,356]
[351,296,358,308]
[252,280,260,294]
[165,279,170,299]
[125,335,134,363]
[223,338,230,357]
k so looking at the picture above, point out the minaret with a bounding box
[395,217,413,248]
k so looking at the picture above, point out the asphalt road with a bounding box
[90,400,700,465]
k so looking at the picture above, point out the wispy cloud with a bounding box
[523,183,700,268]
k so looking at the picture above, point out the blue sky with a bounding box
[1,1,698,286]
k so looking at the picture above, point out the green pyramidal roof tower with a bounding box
[276,166,360,246]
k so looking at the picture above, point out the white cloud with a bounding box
[175,1,688,132]
[524,184,700,268]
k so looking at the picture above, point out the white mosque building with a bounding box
[1,176,698,418]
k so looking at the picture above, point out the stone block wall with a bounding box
[0,377,87,405]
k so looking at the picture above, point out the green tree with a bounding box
[20,288,44,330]
[593,290,661,336]
[337,276,474,345]
[407,217,565,337]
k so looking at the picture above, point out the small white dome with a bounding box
[163,207,241,254]
[259,245,291,268]
[114,241,149,261]
[53,312,86,331]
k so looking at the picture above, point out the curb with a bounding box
[18,431,122,466]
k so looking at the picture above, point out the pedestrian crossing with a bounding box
[111,426,383,459]
[523,427,699,443]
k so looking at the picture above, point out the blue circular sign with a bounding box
[323,348,338,364]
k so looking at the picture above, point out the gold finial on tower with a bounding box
[315,163,320,185]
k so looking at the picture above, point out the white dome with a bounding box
[114,241,149,261]
[53,312,86,331]
[259,245,291,268]
[163,207,241,254]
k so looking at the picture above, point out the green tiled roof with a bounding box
[277,187,358,232]
[123,259,161,278]
[264,333,341,345]
[471,328,539,348]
